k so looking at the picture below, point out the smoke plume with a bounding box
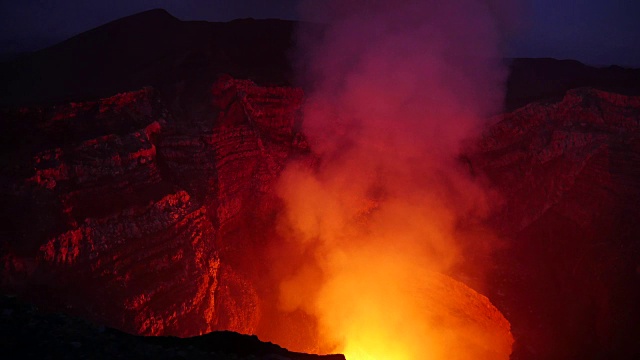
[272,1,515,358]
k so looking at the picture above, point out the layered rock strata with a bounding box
[471,88,640,359]
[1,78,306,340]
[2,81,639,359]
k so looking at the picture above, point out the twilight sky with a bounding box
[0,0,639,66]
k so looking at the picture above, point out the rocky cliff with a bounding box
[1,77,307,343]
[471,88,640,359]
[2,9,640,360]
[1,80,639,359]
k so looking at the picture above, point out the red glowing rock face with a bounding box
[1,79,306,337]
[471,88,640,358]
[475,88,640,234]
[1,80,639,359]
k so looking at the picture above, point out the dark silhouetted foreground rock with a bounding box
[0,295,345,360]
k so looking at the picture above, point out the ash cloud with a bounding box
[271,0,517,358]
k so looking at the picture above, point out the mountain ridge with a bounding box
[1,8,639,360]
[2,9,639,111]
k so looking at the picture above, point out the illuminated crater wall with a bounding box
[3,2,639,359]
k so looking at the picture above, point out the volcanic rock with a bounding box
[2,79,639,360]
[2,31,640,358]
[0,9,296,109]
[1,78,307,342]
[471,88,640,359]
[506,58,640,111]
[3,9,640,116]
[0,295,345,360]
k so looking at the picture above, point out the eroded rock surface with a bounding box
[1,78,306,341]
[471,88,640,359]
[2,82,639,359]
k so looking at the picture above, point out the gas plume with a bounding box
[273,1,515,358]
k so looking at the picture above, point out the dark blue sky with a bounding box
[1,0,639,66]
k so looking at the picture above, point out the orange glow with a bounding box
[332,270,513,360]
[268,1,515,357]
[274,164,513,360]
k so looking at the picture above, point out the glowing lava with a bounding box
[334,271,513,360]
[274,164,513,360]
[287,249,513,360]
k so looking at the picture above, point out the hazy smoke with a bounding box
[273,0,514,358]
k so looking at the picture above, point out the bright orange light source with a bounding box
[336,271,513,360]
[309,255,513,360]
[273,165,513,360]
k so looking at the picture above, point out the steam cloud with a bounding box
[272,1,516,358]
